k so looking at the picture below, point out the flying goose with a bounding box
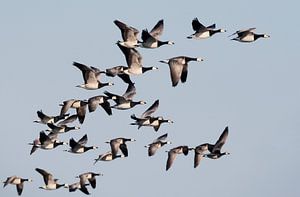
[130,99,158,129]
[204,126,230,159]
[105,65,134,84]
[117,43,158,75]
[148,116,174,131]
[145,133,171,156]
[46,123,80,134]
[64,182,90,195]
[114,20,140,48]
[66,134,98,154]
[87,95,112,115]
[193,143,209,168]
[187,18,226,39]
[59,99,88,124]
[56,114,79,126]
[35,168,66,190]
[33,110,69,124]
[160,56,203,87]
[77,172,102,189]
[73,62,113,90]
[106,137,136,157]
[166,146,194,171]
[229,28,270,42]
[3,176,32,195]
[130,99,173,131]
[141,19,174,48]
[29,131,67,155]
[104,83,146,110]
[94,151,125,164]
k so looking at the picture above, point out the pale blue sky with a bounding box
[1,1,300,197]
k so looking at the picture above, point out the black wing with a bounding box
[192,18,205,31]
[119,143,128,157]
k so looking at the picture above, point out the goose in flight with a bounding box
[3,176,32,196]
[59,99,88,124]
[33,110,69,124]
[66,134,98,154]
[64,182,90,195]
[105,65,134,85]
[87,95,112,115]
[130,99,173,131]
[29,131,67,155]
[166,146,194,171]
[145,133,171,156]
[46,123,80,134]
[229,28,270,42]
[193,143,209,168]
[104,83,146,110]
[94,151,125,164]
[160,56,203,87]
[35,168,66,190]
[106,137,136,157]
[141,19,174,48]
[117,43,158,75]
[187,18,226,39]
[114,19,140,48]
[73,61,113,90]
[204,126,230,159]
[77,172,102,189]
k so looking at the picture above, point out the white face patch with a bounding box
[197,57,203,62]
[168,41,175,45]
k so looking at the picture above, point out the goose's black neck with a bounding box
[254,34,264,40]
[185,57,198,62]
[209,29,222,36]
[54,141,64,147]
[98,82,109,88]
[142,66,154,73]
[158,40,169,47]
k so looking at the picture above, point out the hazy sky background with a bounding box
[1,1,300,196]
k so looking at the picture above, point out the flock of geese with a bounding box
[3,18,269,195]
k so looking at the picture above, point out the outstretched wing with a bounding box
[35,168,53,185]
[166,151,177,171]
[78,134,88,145]
[122,83,136,100]
[149,19,164,39]
[212,127,229,153]
[154,133,168,142]
[141,99,159,118]
[192,18,205,31]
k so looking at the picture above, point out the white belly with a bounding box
[142,41,158,48]
[84,83,99,90]
[194,31,210,39]
[128,66,142,75]
[42,143,55,149]
[240,34,254,42]
[73,147,85,153]
[46,184,58,190]
[115,102,131,109]
[150,120,159,126]
[71,101,81,108]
